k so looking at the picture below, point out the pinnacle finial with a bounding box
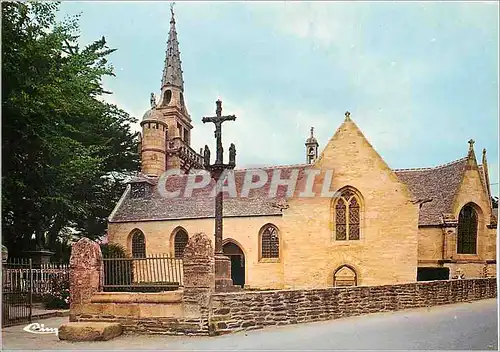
[345,111,351,120]
[483,148,487,156]
[468,139,475,150]
[170,2,175,17]
[310,127,314,137]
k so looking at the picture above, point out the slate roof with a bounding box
[393,157,468,226]
[110,165,312,223]
[110,157,484,227]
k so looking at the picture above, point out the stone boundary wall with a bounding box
[75,313,209,335]
[209,278,497,335]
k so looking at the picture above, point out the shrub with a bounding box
[44,276,70,309]
[100,242,134,291]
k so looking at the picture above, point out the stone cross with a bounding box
[202,100,236,165]
[468,139,475,149]
[201,100,238,291]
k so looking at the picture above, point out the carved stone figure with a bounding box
[203,145,211,167]
[150,93,157,108]
[229,143,236,165]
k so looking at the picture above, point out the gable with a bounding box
[314,118,414,202]
[452,163,492,219]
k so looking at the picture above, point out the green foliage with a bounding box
[101,242,134,290]
[2,2,140,257]
[43,276,70,309]
[100,242,128,258]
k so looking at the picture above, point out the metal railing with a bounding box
[2,259,33,327]
[2,259,69,299]
[103,254,183,292]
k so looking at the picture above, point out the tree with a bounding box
[2,2,140,259]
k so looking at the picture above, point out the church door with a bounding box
[222,242,245,287]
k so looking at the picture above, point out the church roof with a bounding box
[110,165,311,223]
[394,157,468,226]
[110,157,480,227]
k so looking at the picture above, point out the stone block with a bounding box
[58,322,123,341]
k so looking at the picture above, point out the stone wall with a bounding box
[209,278,496,335]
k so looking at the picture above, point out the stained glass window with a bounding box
[457,204,478,254]
[336,199,347,240]
[174,229,189,258]
[261,225,279,258]
[335,189,361,241]
[131,231,146,258]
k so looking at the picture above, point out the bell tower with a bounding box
[140,4,203,177]
[305,127,319,164]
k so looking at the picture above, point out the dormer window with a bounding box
[131,182,147,199]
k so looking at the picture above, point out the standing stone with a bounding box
[69,238,103,322]
[182,232,215,317]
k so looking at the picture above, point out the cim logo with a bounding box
[23,323,58,336]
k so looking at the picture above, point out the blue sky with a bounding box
[58,1,499,196]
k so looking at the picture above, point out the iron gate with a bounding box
[2,259,32,327]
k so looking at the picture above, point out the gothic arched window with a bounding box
[457,204,478,254]
[333,265,357,287]
[334,188,361,241]
[174,229,189,258]
[131,230,146,258]
[260,224,279,259]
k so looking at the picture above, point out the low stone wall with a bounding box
[75,312,209,335]
[73,291,210,335]
[209,278,497,335]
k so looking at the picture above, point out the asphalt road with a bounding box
[2,298,498,350]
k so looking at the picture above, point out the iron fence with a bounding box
[103,254,183,292]
[2,259,32,327]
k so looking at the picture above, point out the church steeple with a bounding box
[161,4,184,92]
[159,3,186,109]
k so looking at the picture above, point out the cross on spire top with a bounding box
[170,2,175,17]
[468,139,475,149]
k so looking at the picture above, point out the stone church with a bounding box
[107,9,497,289]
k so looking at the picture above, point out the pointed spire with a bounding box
[161,2,184,91]
[482,148,492,206]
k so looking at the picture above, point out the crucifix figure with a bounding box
[202,100,236,165]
